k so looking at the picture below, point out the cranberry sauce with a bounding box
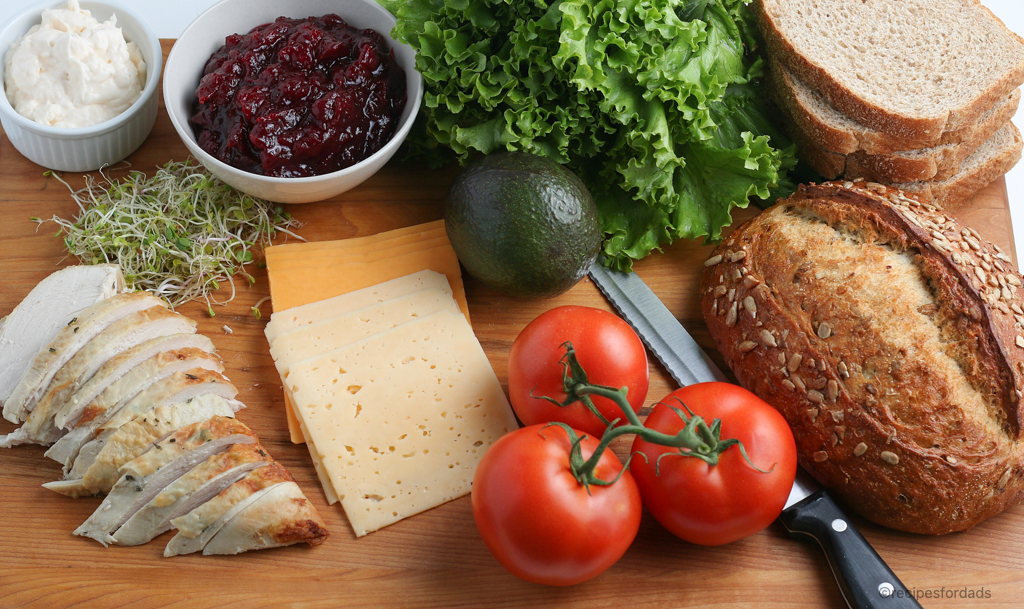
[191,15,407,178]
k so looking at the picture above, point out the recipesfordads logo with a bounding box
[879,585,992,600]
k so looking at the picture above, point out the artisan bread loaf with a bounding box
[700,181,1024,534]
[754,0,1024,142]
[768,61,1021,157]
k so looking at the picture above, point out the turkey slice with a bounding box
[60,346,222,434]
[8,308,197,446]
[42,394,238,498]
[46,363,230,469]
[164,462,294,557]
[112,443,274,546]
[75,416,257,546]
[0,265,123,406]
[202,481,329,555]
[53,334,214,430]
[3,292,165,424]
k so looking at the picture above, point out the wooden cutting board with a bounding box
[0,41,1021,608]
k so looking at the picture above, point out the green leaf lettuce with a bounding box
[384,0,795,270]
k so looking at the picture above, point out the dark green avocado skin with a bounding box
[445,152,601,299]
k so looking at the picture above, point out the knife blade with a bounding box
[589,263,921,609]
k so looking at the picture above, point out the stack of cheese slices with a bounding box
[264,222,518,537]
[0,265,327,555]
[755,0,1024,209]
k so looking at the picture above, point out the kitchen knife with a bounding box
[589,263,922,609]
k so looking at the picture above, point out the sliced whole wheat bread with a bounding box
[754,0,1024,143]
[769,60,1021,156]
[898,123,1023,210]
[778,95,1013,183]
[791,122,1021,210]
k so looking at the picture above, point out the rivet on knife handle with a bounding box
[780,491,922,609]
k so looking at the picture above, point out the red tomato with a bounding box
[630,383,797,546]
[508,306,648,437]
[472,424,642,586]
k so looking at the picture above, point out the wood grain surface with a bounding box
[0,41,1022,608]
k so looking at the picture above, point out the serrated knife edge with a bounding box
[588,264,728,386]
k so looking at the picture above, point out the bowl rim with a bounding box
[0,0,163,139]
[162,0,424,185]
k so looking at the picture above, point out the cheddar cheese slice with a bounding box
[266,220,444,261]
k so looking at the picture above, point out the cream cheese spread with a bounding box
[3,0,147,128]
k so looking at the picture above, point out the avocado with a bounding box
[445,152,601,299]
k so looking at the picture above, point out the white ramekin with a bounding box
[0,1,162,172]
[162,0,423,204]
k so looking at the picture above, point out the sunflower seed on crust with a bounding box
[998,470,1012,490]
[880,451,899,465]
[737,341,758,353]
[787,354,802,372]
[827,380,839,401]
[743,296,757,318]
[854,443,868,457]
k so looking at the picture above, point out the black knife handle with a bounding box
[779,491,922,609]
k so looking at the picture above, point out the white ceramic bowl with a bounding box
[163,0,423,204]
[0,1,161,172]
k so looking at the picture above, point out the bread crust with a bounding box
[783,112,972,183]
[754,0,1024,143]
[769,61,1022,157]
[700,181,1024,534]
[899,125,1023,211]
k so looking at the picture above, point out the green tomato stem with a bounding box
[540,342,771,489]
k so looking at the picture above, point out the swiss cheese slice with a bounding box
[268,279,461,506]
[286,308,517,537]
[270,288,460,375]
[265,270,453,343]
[264,222,470,443]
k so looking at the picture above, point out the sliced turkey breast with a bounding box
[112,443,274,546]
[59,347,222,434]
[102,369,238,433]
[202,481,329,555]
[0,265,123,407]
[75,416,257,546]
[7,308,197,447]
[43,395,238,498]
[45,365,233,468]
[53,335,215,430]
[164,462,294,557]
[3,292,165,424]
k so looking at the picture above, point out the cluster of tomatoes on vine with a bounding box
[472,306,798,586]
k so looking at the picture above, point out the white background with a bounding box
[2,0,1023,257]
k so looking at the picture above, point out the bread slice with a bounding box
[790,122,1022,210]
[898,123,1023,210]
[754,0,1024,143]
[769,60,1021,156]
[779,94,1015,184]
